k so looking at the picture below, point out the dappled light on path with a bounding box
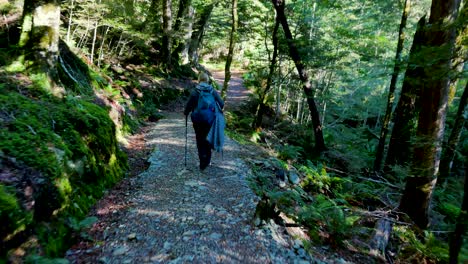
[66,111,312,263]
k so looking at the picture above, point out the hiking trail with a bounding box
[66,71,313,263]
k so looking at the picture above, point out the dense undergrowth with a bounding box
[225,82,468,263]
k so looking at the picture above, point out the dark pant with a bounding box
[193,122,212,170]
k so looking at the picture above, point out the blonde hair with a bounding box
[198,72,210,83]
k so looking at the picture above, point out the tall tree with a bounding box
[399,0,461,229]
[449,163,468,264]
[384,17,427,169]
[374,0,411,172]
[188,3,215,65]
[253,15,280,129]
[271,0,326,152]
[18,0,62,94]
[162,0,173,68]
[438,1,468,185]
[221,0,238,99]
[439,81,468,184]
[171,0,192,64]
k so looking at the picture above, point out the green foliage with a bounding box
[298,194,358,246]
[300,162,344,195]
[0,82,127,259]
[0,185,33,242]
[0,2,13,14]
[277,144,303,161]
[25,255,69,264]
[394,226,450,263]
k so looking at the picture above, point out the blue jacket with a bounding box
[184,82,224,121]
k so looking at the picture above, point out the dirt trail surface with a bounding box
[211,69,250,111]
[66,72,312,263]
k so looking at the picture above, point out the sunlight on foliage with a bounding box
[298,194,358,246]
[393,226,450,263]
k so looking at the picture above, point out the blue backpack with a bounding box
[191,84,216,125]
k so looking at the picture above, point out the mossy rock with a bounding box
[0,82,127,258]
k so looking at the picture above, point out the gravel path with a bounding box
[66,71,313,264]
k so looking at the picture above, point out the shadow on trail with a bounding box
[84,112,304,263]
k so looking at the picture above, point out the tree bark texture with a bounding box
[19,0,61,88]
[369,219,392,258]
[188,3,214,65]
[385,17,426,169]
[439,81,468,183]
[253,16,280,129]
[221,0,238,99]
[271,0,326,152]
[171,0,192,64]
[181,6,194,64]
[449,164,468,264]
[374,0,411,172]
[162,0,172,67]
[399,0,461,229]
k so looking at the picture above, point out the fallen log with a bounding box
[369,218,392,259]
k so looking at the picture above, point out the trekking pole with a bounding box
[185,115,188,167]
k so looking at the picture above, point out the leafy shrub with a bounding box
[298,194,359,247]
[393,226,450,263]
[277,144,303,161]
[300,161,343,195]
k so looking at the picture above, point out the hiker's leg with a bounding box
[200,125,211,170]
[193,122,205,166]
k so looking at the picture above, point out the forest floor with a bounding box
[65,71,320,263]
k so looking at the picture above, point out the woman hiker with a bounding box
[184,72,224,171]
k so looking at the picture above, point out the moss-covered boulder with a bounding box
[0,75,127,258]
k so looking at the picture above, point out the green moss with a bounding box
[0,185,33,244]
[0,85,127,259]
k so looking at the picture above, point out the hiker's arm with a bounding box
[184,92,197,115]
[213,91,224,109]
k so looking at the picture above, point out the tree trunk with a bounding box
[19,0,62,94]
[399,0,461,229]
[188,3,215,66]
[181,6,194,64]
[374,0,411,172]
[221,0,238,99]
[271,0,326,152]
[253,15,280,129]
[439,81,468,184]
[369,219,393,258]
[449,164,468,264]
[66,0,74,43]
[162,0,172,68]
[385,17,427,169]
[171,0,191,65]
[439,1,468,185]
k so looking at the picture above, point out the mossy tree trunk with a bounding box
[188,3,214,66]
[438,2,468,185]
[171,0,192,65]
[271,0,326,153]
[374,0,411,172]
[439,81,468,184]
[399,0,461,229]
[162,0,173,69]
[384,17,426,170]
[18,0,62,94]
[253,15,279,130]
[449,164,468,264]
[221,0,238,99]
